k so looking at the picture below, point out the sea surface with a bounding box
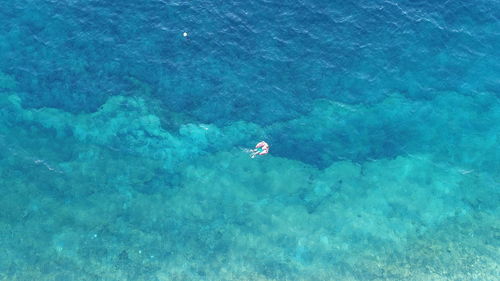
[0,0,499,280]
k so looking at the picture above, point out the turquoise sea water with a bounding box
[1,0,499,280]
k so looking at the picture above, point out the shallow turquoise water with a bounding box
[0,0,499,280]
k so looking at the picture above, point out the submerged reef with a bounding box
[270,92,500,173]
[1,91,265,172]
[0,142,498,280]
[0,70,498,280]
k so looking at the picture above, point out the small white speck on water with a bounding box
[183,32,188,37]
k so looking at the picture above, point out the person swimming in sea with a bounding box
[249,141,269,158]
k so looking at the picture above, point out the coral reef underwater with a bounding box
[0,72,498,280]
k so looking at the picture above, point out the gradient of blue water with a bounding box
[3,1,497,109]
[0,0,499,280]
[2,1,499,165]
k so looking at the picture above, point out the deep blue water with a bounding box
[0,0,499,280]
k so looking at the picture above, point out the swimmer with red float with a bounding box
[250,141,269,158]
